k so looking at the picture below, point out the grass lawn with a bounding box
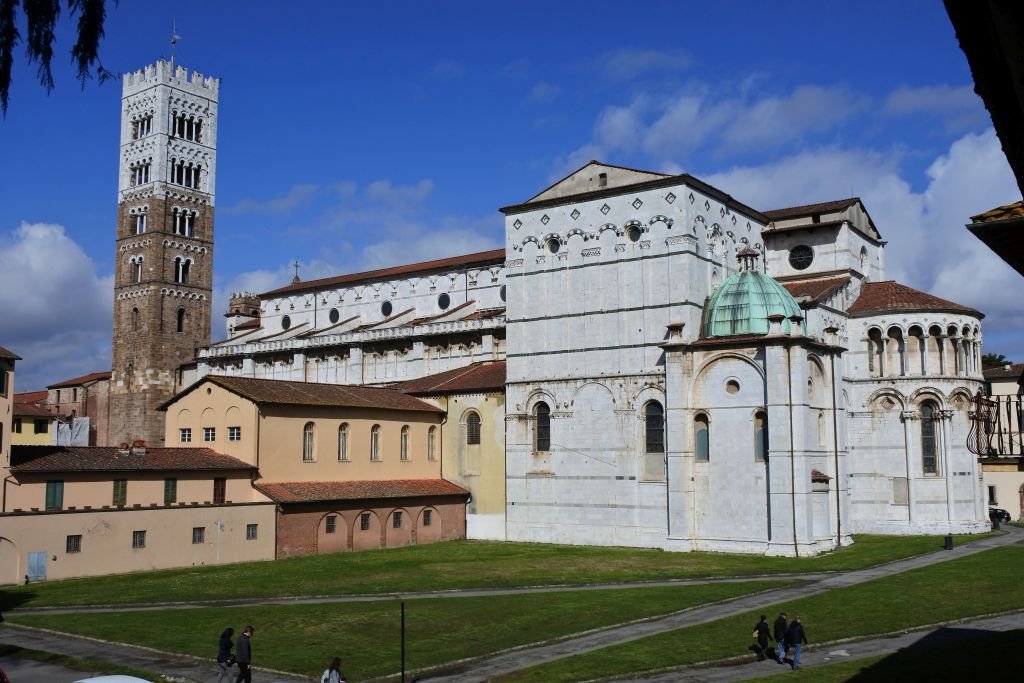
[744,629,1022,681]
[0,533,990,610]
[6,581,785,681]
[497,544,1024,682]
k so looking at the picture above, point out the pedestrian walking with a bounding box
[773,612,788,663]
[235,625,255,683]
[786,615,808,670]
[751,615,772,661]
[216,627,235,683]
[320,656,347,683]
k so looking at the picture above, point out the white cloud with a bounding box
[432,59,465,81]
[601,48,692,81]
[365,179,433,203]
[222,183,320,215]
[706,129,1023,356]
[558,84,866,175]
[884,84,987,132]
[0,223,112,390]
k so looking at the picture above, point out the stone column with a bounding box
[661,323,692,547]
[901,410,918,521]
[940,409,956,525]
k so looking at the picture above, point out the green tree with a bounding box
[0,0,113,115]
[982,353,1014,369]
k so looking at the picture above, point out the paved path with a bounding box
[632,610,1024,681]
[0,528,1018,683]
[0,652,91,683]
[419,528,1021,682]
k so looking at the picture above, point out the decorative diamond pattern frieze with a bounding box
[600,203,611,214]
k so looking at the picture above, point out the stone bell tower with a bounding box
[109,60,219,446]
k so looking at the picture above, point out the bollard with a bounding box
[944,534,954,550]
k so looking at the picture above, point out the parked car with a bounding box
[989,507,1011,523]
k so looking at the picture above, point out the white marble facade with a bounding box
[196,161,989,552]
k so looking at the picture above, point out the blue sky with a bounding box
[1,0,1022,390]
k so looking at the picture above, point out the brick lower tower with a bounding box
[109,61,219,446]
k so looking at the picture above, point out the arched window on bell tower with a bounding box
[131,307,140,331]
[176,308,186,333]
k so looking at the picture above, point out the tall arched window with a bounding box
[338,423,349,461]
[400,425,410,461]
[176,308,186,333]
[131,307,139,332]
[920,402,938,474]
[133,258,143,283]
[817,411,826,448]
[370,424,381,461]
[754,411,768,461]
[466,412,481,445]
[534,402,551,452]
[302,422,315,462]
[645,401,665,453]
[428,426,437,461]
[695,414,710,462]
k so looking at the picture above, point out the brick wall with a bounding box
[275,496,467,558]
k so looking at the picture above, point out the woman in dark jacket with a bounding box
[216,627,235,683]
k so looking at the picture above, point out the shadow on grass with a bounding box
[0,589,35,613]
[847,627,1021,681]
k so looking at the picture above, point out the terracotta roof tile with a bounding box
[261,249,505,298]
[161,375,445,413]
[782,275,851,303]
[847,281,982,318]
[10,446,255,473]
[463,307,505,320]
[255,479,469,503]
[47,370,111,389]
[393,362,506,395]
[14,390,49,405]
[811,469,832,483]
[970,200,1024,224]
[13,402,53,417]
[983,363,1024,381]
[763,197,860,221]
[0,345,20,361]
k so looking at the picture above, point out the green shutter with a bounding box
[45,481,64,510]
[164,478,177,505]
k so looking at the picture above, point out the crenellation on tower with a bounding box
[109,59,219,447]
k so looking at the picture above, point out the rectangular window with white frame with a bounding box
[203,427,215,442]
[180,428,191,443]
[228,426,241,442]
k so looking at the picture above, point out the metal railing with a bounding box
[968,391,1024,456]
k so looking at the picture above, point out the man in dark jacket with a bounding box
[786,616,808,669]
[752,615,772,661]
[235,625,254,683]
[773,612,788,663]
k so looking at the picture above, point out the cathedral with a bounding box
[108,61,988,556]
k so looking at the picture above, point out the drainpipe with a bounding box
[786,343,799,557]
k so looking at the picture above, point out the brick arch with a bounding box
[351,510,382,551]
[316,512,349,555]
[385,508,413,548]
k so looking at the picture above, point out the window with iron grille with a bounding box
[534,402,551,452]
[192,527,205,544]
[466,412,481,445]
[246,524,258,540]
[303,422,315,461]
[921,402,938,474]
[132,530,146,548]
[66,534,82,553]
[423,509,433,527]
[393,511,403,529]
[326,515,337,534]
[360,512,370,531]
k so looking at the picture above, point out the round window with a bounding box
[788,245,814,270]
[547,238,560,254]
[499,285,506,302]
[626,225,642,242]
[381,301,393,317]
[725,379,740,395]
[281,315,291,330]
[328,308,340,324]
[438,293,451,310]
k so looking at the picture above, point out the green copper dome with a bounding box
[700,271,802,338]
